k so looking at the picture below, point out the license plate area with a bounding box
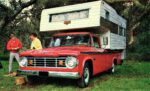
[39,72,48,77]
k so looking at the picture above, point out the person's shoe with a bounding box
[4,72,17,77]
[11,72,17,77]
[4,72,13,77]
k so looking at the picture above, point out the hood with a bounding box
[20,46,93,57]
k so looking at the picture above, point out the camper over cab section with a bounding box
[18,0,127,88]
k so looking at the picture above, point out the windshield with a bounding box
[48,34,90,47]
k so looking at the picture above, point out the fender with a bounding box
[79,56,94,77]
[112,57,117,64]
[112,53,121,65]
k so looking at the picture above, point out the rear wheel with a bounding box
[77,63,90,88]
[108,62,115,74]
[120,59,124,65]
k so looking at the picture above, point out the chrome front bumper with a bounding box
[17,70,80,79]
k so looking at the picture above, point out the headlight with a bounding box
[65,57,78,69]
[20,57,27,66]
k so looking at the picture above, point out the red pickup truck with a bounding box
[18,32,122,87]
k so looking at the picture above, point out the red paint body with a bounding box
[19,32,121,78]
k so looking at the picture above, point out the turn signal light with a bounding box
[58,60,64,66]
[28,60,33,65]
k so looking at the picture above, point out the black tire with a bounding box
[27,76,39,84]
[120,59,124,65]
[108,62,115,74]
[77,63,90,88]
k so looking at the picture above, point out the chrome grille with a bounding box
[27,57,66,68]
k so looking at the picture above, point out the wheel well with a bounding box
[85,60,93,76]
[114,59,117,65]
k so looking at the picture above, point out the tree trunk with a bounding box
[128,22,140,45]
[0,0,37,32]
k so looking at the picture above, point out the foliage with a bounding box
[0,0,37,53]
[128,15,150,61]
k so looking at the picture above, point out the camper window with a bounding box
[105,10,110,20]
[118,26,124,36]
[124,28,126,36]
[101,17,118,34]
[49,9,89,22]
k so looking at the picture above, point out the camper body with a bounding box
[17,0,126,88]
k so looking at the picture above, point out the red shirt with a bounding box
[7,38,22,53]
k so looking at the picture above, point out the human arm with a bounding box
[6,41,12,51]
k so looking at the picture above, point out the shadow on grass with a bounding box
[21,72,110,90]
[23,77,78,88]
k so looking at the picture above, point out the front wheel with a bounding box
[77,63,90,88]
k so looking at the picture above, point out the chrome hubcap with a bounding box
[112,63,115,73]
[84,68,90,84]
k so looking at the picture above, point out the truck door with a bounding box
[92,36,106,74]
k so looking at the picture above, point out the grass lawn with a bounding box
[0,60,150,91]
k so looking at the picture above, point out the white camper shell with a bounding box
[40,0,127,53]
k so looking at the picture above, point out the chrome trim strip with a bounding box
[48,71,80,79]
[17,70,80,79]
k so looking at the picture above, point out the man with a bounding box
[30,33,42,50]
[7,34,23,74]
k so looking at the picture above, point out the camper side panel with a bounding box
[100,1,126,51]
[100,1,119,27]
[100,31,126,50]
[110,33,126,50]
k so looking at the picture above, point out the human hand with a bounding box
[12,47,19,50]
